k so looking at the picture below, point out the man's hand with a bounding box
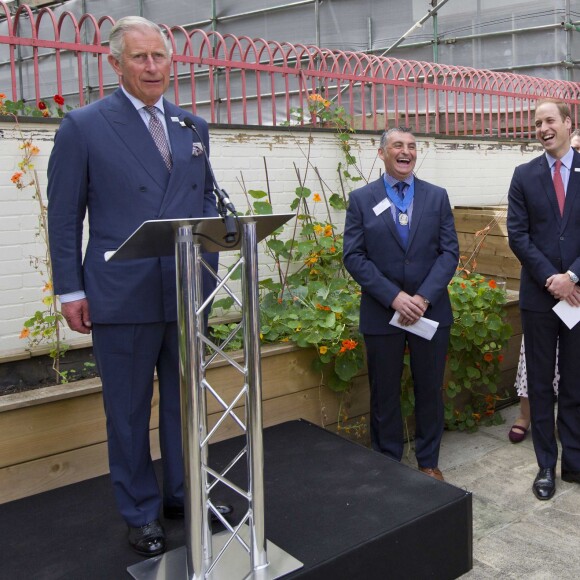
[565,285,580,307]
[61,298,92,334]
[391,292,428,326]
[546,273,577,301]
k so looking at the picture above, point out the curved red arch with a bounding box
[4,7,580,135]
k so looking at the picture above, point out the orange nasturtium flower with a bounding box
[319,346,328,355]
[19,328,30,339]
[323,225,333,237]
[312,193,321,202]
[488,279,497,289]
[308,93,325,103]
[11,172,23,184]
[313,224,324,235]
[22,141,40,155]
[339,339,358,353]
[483,352,493,362]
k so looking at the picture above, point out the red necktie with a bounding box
[553,159,565,216]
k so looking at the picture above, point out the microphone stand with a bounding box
[181,117,238,245]
[215,192,238,246]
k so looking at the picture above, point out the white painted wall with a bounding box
[0,120,543,355]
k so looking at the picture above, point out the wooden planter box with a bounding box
[453,205,521,291]
[0,344,369,504]
[0,295,522,505]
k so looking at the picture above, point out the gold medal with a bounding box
[398,212,409,226]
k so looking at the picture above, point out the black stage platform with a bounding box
[1,420,472,579]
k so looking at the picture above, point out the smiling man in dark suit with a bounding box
[508,99,580,501]
[47,16,221,556]
[343,128,459,481]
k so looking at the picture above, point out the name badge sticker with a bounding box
[373,198,391,216]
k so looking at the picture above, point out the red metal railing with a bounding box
[1,2,580,136]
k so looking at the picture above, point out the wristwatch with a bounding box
[567,270,579,284]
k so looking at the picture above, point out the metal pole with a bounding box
[432,0,439,63]
[315,0,321,50]
[379,0,453,57]
[241,221,269,572]
[176,226,211,580]
[566,0,572,82]
[372,21,564,54]
[185,0,316,29]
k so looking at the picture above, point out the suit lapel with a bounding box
[407,178,425,249]
[537,155,563,225]
[158,102,193,215]
[563,151,580,231]
[371,178,406,251]
[100,90,170,192]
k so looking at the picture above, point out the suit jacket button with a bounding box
[560,237,565,241]
[139,186,147,192]
[405,260,410,265]
[192,184,197,189]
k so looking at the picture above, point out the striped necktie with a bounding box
[144,106,172,171]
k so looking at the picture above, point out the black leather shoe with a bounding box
[532,468,556,500]
[128,519,166,557]
[562,470,580,484]
[163,502,234,521]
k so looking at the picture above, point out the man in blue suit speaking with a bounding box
[343,128,458,481]
[47,16,220,556]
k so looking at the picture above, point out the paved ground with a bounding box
[402,403,580,579]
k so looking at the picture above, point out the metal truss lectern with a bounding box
[106,214,302,579]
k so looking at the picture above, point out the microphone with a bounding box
[183,117,237,214]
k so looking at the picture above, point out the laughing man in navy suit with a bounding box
[343,128,459,481]
[47,16,222,556]
[507,99,580,501]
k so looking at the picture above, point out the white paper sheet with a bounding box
[389,312,439,340]
[553,300,580,330]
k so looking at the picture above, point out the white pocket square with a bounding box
[192,142,203,156]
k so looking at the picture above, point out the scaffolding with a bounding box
[1,1,580,135]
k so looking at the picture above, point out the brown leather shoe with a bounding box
[419,467,444,481]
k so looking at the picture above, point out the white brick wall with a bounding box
[0,120,542,355]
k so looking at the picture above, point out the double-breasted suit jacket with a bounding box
[48,88,218,322]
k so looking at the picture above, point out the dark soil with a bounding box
[0,347,98,397]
